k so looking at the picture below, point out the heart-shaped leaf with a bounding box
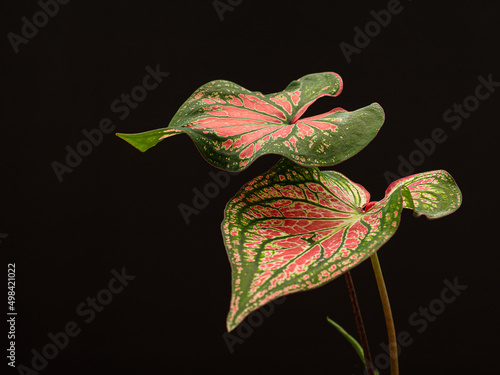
[116,72,384,171]
[222,158,461,331]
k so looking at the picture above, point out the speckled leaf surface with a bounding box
[222,159,461,331]
[116,72,384,171]
[377,171,462,218]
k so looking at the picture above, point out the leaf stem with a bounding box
[344,271,376,375]
[370,253,399,375]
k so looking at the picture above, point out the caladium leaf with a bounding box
[222,158,461,331]
[116,72,384,171]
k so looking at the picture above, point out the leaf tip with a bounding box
[370,101,385,121]
[330,71,344,96]
[115,132,149,152]
[226,317,239,333]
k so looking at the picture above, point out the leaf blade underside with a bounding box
[116,72,385,171]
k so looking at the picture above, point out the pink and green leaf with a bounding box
[222,158,461,331]
[116,72,384,171]
[384,171,462,218]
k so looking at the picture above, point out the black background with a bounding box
[1,0,498,374]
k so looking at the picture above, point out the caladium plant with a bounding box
[117,72,462,375]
